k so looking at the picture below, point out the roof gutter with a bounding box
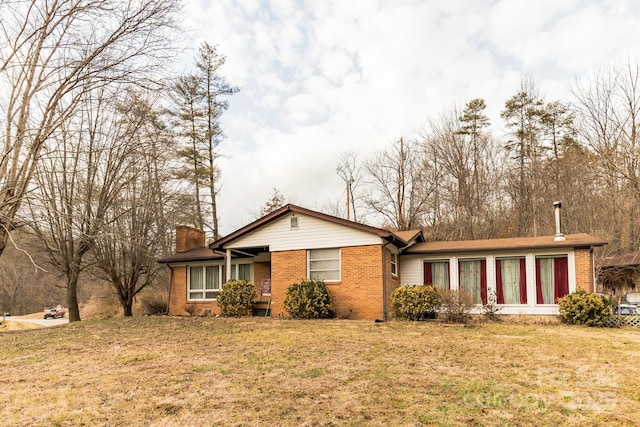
[382,244,388,321]
[157,261,174,316]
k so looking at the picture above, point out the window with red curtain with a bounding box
[423,260,450,290]
[535,256,569,304]
[458,259,487,304]
[495,258,527,304]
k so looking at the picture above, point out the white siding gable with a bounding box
[226,213,383,251]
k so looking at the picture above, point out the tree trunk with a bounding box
[0,227,7,257]
[66,271,81,322]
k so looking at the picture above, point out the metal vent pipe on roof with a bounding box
[553,201,565,242]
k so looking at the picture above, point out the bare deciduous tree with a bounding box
[28,88,143,321]
[572,62,640,252]
[0,233,65,315]
[363,138,433,231]
[90,91,179,317]
[0,0,180,256]
[259,188,287,217]
[336,151,362,222]
[420,101,500,240]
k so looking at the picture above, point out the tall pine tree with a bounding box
[171,43,238,237]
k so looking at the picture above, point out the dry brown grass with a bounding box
[1,317,639,426]
[0,320,42,332]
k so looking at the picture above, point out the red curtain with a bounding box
[496,259,504,304]
[519,258,527,304]
[553,257,569,303]
[423,262,432,285]
[536,257,569,304]
[535,258,543,304]
[496,258,526,304]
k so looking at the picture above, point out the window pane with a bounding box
[536,256,568,304]
[205,266,219,290]
[190,267,203,290]
[500,258,521,304]
[391,254,397,275]
[309,249,340,281]
[538,258,554,304]
[309,248,338,260]
[459,260,485,304]
[431,262,449,290]
[238,264,252,282]
[310,259,340,270]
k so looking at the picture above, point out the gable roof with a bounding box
[210,204,409,250]
[393,229,424,245]
[404,233,607,255]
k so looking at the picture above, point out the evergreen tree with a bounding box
[501,80,545,236]
[171,43,238,237]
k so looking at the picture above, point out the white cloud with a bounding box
[177,0,640,234]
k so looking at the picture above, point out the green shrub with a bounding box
[558,290,612,326]
[283,280,335,319]
[216,280,256,317]
[391,285,441,321]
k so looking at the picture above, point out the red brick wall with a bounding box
[330,245,385,319]
[270,250,307,317]
[175,226,205,252]
[574,248,594,293]
[167,265,221,316]
[384,249,401,319]
[168,245,397,319]
[270,245,388,320]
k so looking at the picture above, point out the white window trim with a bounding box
[494,256,526,306]
[533,253,574,306]
[419,249,576,312]
[422,259,451,289]
[307,248,341,282]
[187,262,254,301]
[187,265,223,301]
[390,252,398,277]
[230,261,254,282]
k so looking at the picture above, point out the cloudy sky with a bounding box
[179,0,640,235]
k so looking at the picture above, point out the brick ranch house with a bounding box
[158,204,606,319]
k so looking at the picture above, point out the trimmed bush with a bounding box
[283,280,335,319]
[216,280,256,317]
[558,290,612,326]
[391,285,441,321]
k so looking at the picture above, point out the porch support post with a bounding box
[226,248,232,281]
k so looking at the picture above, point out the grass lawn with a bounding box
[1,317,640,426]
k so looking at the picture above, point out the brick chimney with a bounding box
[175,225,206,252]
